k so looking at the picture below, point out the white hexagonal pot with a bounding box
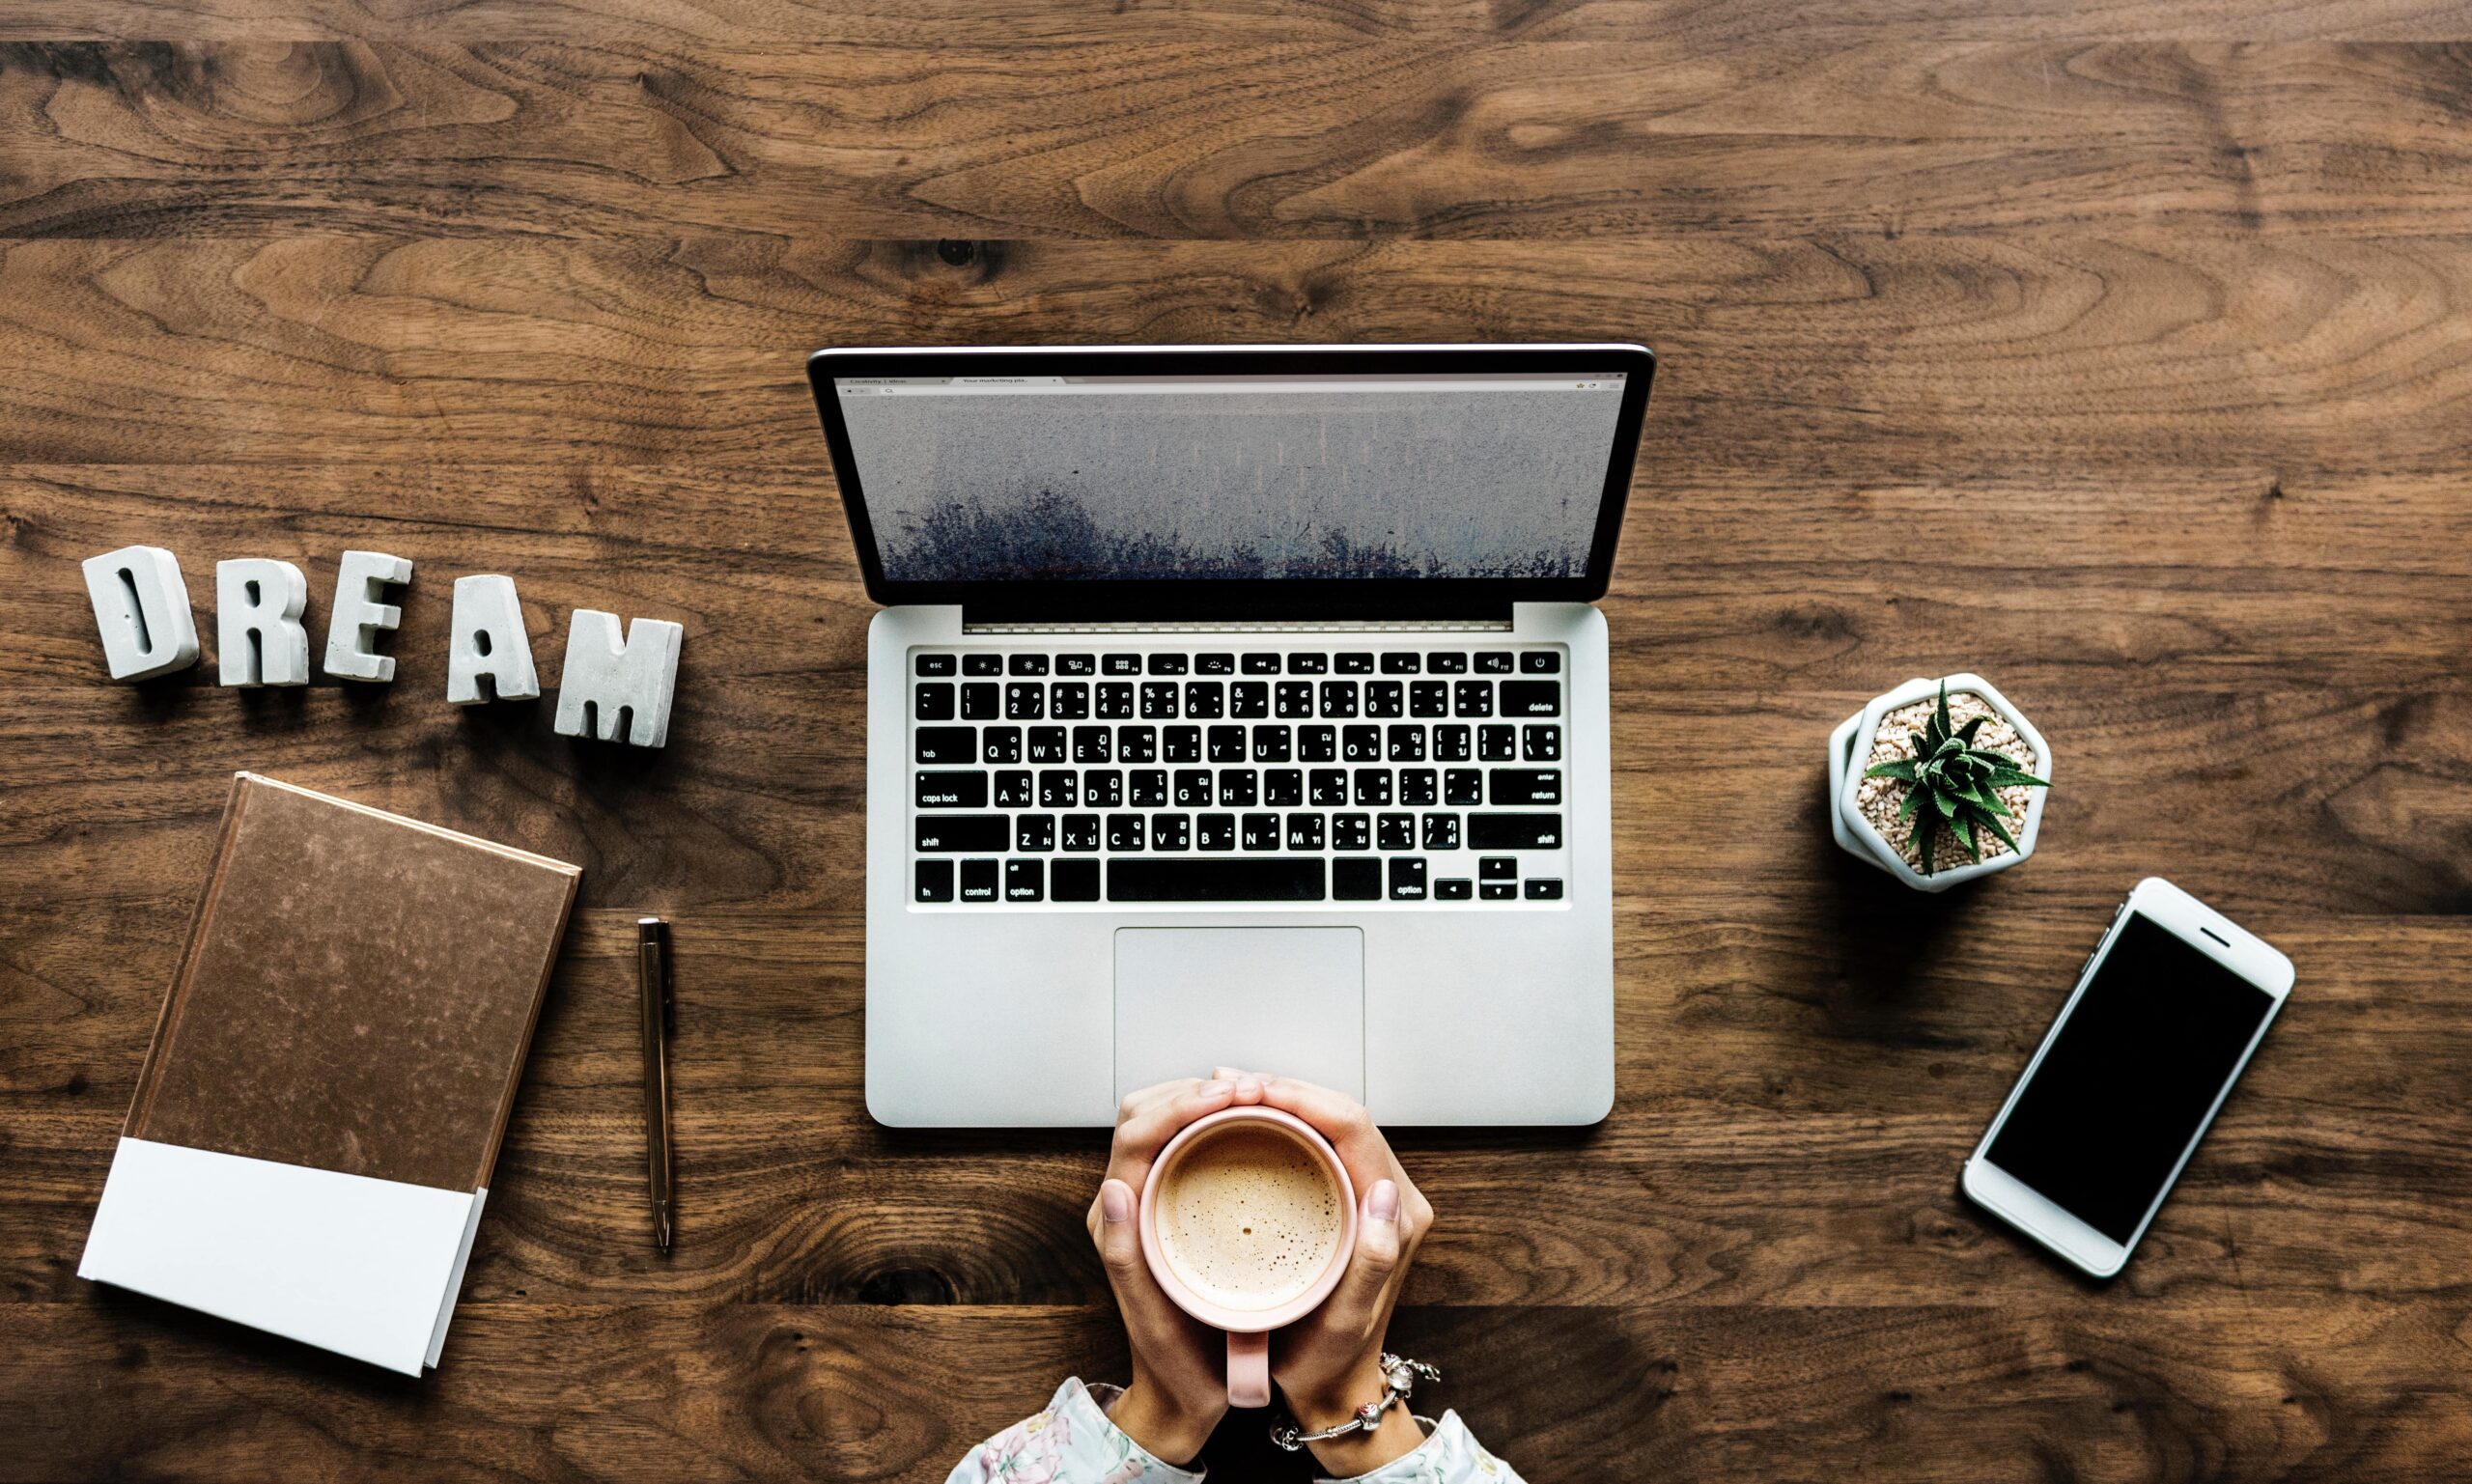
[1830,673,2050,893]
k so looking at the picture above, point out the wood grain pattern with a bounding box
[3,1,2469,1479]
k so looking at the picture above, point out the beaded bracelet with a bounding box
[1268,1354,1441,1453]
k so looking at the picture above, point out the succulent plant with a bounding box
[1864,682,2050,874]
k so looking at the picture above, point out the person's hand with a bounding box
[1087,1076,1240,1465]
[1215,1068,1434,1475]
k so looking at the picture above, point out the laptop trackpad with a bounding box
[1114,927,1365,1104]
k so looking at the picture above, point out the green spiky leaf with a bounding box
[1956,714,1987,746]
[1871,685,2050,874]
[1865,759,1919,782]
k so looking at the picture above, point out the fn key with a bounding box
[915,859,953,902]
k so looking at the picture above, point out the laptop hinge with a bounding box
[962,614,1517,635]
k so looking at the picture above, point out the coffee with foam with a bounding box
[1153,1123,1345,1312]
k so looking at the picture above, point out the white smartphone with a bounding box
[1962,877,2293,1278]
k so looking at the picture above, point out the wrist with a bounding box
[1108,1377,1219,1466]
[1282,1359,1424,1475]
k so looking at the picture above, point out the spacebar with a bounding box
[1108,858,1327,902]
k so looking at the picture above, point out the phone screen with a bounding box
[1984,912,2276,1243]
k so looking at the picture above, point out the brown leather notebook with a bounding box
[125,772,582,1193]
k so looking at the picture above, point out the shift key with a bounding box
[916,815,1009,852]
[1469,813,1563,850]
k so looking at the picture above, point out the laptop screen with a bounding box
[811,346,1654,616]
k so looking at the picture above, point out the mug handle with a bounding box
[1226,1330,1271,1409]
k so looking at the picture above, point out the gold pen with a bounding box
[637,916,675,1253]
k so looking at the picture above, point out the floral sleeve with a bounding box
[1315,1411,1526,1484]
[945,1379,1205,1484]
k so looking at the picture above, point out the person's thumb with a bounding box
[1332,1179,1402,1313]
[1096,1178,1147,1285]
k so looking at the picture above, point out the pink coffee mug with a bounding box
[1138,1106,1358,1409]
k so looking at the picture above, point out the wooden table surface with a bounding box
[4,3,2470,1480]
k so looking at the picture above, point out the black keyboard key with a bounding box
[1131,770,1167,807]
[1074,726,1112,764]
[1196,813,1237,851]
[1252,724,1293,763]
[1353,770,1392,807]
[915,726,973,765]
[1435,877,1473,900]
[1242,653,1282,674]
[1051,682,1089,719]
[1185,681,1224,718]
[1480,855,1517,880]
[1218,770,1258,807]
[1333,857,1382,900]
[1433,724,1472,762]
[917,816,1007,852]
[1470,814,1564,850]
[1164,726,1202,763]
[1381,652,1421,674]
[1342,725,1381,762]
[1478,724,1517,762]
[1499,681,1561,717]
[1009,654,1050,676]
[1526,878,1564,900]
[1016,814,1054,852]
[1230,682,1269,718]
[1241,813,1280,851]
[1147,654,1189,675]
[1276,681,1314,718]
[1522,651,1561,674]
[915,859,954,902]
[1310,770,1348,806]
[1052,858,1101,901]
[1377,813,1415,851]
[1387,724,1425,762]
[1475,652,1514,674]
[1173,770,1212,808]
[915,654,955,677]
[1082,770,1122,807]
[914,683,955,720]
[1265,769,1303,807]
[1410,681,1447,717]
[1197,653,1235,675]
[1453,681,1493,717]
[915,771,987,808]
[1107,814,1146,851]
[1336,653,1375,675]
[960,858,999,901]
[1151,813,1192,852]
[1364,681,1404,718]
[1480,882,1517,900]
[1097,682,1135,719]
[1120,726,1158,763]
[1389,856,1427,900]
[1445,769,1483,806]
[1039,770,1079,808]
[1062,814,1101,851]
[1320,681,1359,718]
[1524,725,1562,762]
[1208,725,1247,763]
[1005,683,1046,719]
[1110,858,1327,903]
[1057,654,1096,676]
[1421,812,1460,851]
[983,727,1023,765]
[1287,813,1327,850]
[1299,725,1338,762]
[1104,653,1142,675]
[995,770,1033,807]
[964,655,1003,676]
[962,682,1000,719]
[1006,859,1045,901]
[1026,726,1067,764]
[1489,770,1562,806]
[1427,652,1468,674]
[1334,813,1370,851]
[1399,769,1437,806]
[1287,653,1329,674]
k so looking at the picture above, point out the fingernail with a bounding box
[1201,1079,1234,1098]
[1367,1179,1400,1222]
[1235,1075,1262,1097]
[1101,1182,1133,1223]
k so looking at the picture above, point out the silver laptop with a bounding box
[808,344,1654,1127]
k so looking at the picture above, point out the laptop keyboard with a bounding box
[908,645,1569,907]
